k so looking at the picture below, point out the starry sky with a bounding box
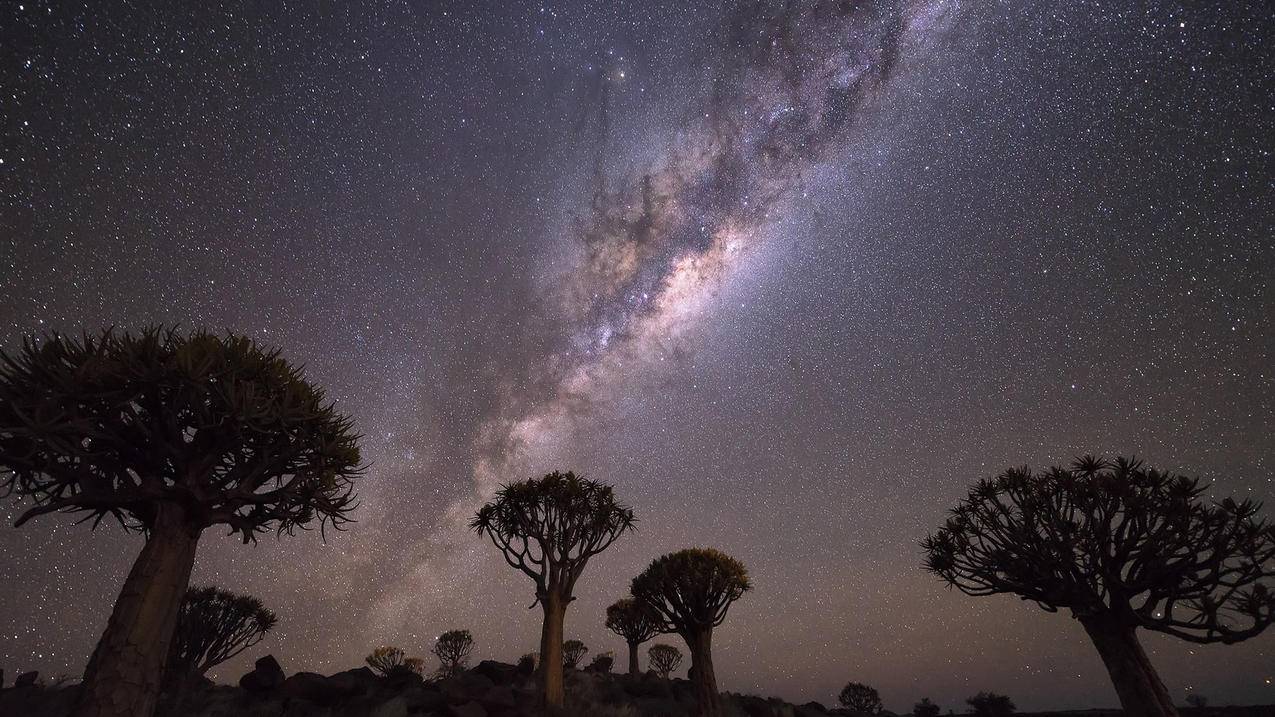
[2,0,1274,711]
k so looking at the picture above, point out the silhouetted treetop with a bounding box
[606,597,660,644]
[647,643,683,678]
[923,456,1275,644]
[967,692,1016,717]
[431,630,475,677]
[471,471,635,602]
[170,586,277,678]
[562,639,588,669]
[839,682,883,715]
[0,327,364,541]
[631,548,751,631]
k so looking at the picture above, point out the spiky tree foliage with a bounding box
[168,586,276,681]
[0,327,363,717]
[913,698,941,717]
[924,457,1275,717]
[365,646,422,677]
[647,644,683,679]
[586,652,614,673]
[606,597,660,675]
[631,548,751,717]
[967,692,1015,717]
[839,683,883,715]
[431,630,475,677]
[471,471,635,708]
[562,639,588,669]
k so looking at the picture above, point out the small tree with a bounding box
[632,548,751,717]
[967,692,1015,717]
[563,639,588,669]
[366,646,423,677]
[472,471,635,708]
[839,682,883,716]
[924,457,1275,717]
[914,698,941,717]
[0,327,363,717]
[432,630,474,677]
[168,586,276,682]
[587,652,614,673]
[606,597,660,675]
[647,644,683,679]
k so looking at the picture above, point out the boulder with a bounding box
[327,666,377,696]
[448,701,488,717]
[14,671,39,687]
[472,660,517,686]
[478,684,517,710]
[280,670,360,705]
[239,655,285,693]
[798,701,831,716]
[371,696,409,717]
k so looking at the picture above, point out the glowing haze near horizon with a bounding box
[2,0,1273,710]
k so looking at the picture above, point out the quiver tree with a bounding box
[431,630,474,677]
[631,548,751,717]
[0,327,362,717]
[967,692,1015,717]
[606,597,660,675]
[647,643,682,678]
[366,646,423,677]
[471,471,635,709]
[168,586,276,683]
[562,639,588,669]
[923,457,1275,717]
[839,682,883,716]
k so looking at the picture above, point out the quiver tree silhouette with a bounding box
[0,327,363,717]
[647,643,683,679]
[365,646,423,677]
[923,457,1275,717]
[431,630,475,677]
[913,697,941,717]
[562,639,588,669]
[606,597,660,675]
[631,548,751,717]
[967,692,1015,717]
[839,682,883,716]
[471,471,635,709]
[168,586,276,684]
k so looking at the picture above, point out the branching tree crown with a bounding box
[431,630,474,677]
[0,327,364,540]
[839,682,883,715]
[366,646,422,677]
[170,586,277,677]
[923,456,1275,643]
[630,548,751,634]
[562,639,588,669]
[606,597,660,645]
[967,692,1016,717]
[470,471,635,604]
[647,644,683,678]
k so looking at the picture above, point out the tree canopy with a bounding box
[0,327,364,541]
[169,586,277,677]
[631,548,751,635]
[839,682,883,715]
[923,456,1275,643]
[647,644,683,678]
[431,630,474,677]
[606,597,660,645]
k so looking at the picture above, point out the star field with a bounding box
[1,0,1273,710]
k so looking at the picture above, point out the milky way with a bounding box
[2,0,1273,710]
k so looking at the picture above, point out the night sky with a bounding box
[2,0,1274,711]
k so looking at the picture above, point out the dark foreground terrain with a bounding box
[4,660,1275,717]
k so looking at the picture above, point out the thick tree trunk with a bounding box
[685,628,721,717]
[1080,614,1179,717]
[73,503,201,717]
[538,591,568,710]
[627,640,640,675]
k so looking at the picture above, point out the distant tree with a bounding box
[606,597,661,675]
[168,587,276,683]
[563,639,589,669]
[839,682,883,716]
[924,457,1275,717]
[431,630,475,677]
[632,548,751,717]
[587,651,614,673]
[647,644,683,679]
[966,692,1015,717]
[1185,694,1208,709]
[366,646,423,677]
[914,698,941,717]
[472,471,635,708]
[516,653,538,675]
[0,327,363,717]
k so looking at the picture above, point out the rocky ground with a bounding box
[0,657,836,716]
